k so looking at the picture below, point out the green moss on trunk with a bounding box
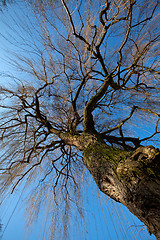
[83,141,129,168]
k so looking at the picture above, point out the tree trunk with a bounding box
[81,132,160,239]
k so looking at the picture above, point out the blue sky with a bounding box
[0,2,158,240]
[0,178,157,240]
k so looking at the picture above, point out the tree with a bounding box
[0,0,160,239]
[0,0,14,10]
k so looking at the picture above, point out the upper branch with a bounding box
[60,0,90,47]
[102,105,138,134]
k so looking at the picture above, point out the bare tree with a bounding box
[0,0,160,239]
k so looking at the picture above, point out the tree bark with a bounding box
[80,132,160,239]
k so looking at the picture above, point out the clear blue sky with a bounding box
[0,2,157,240]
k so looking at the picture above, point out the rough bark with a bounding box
[78,132,160,239]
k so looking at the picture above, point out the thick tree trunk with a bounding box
[81,132,160,239]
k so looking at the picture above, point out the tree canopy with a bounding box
[0,0,160,239]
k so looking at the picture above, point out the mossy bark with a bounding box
[82,133,160,239]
